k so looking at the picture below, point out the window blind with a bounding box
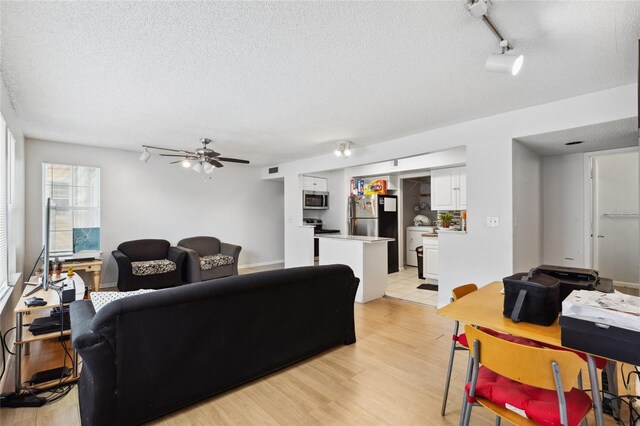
[0,115,7,287]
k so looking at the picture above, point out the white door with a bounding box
[432,168,456,210]
[592,151,639,284]
[457,167,467,210]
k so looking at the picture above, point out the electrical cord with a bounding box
[2,327,16,355]
[583,387,640,426]
[0,329,5,382]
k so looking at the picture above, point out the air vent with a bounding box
[268,166,279,174]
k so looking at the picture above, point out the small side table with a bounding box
[61,259,103,291]
[14,273,85,393]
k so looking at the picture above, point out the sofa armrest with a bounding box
[70,300,104,350]
[168,246,187,267]
[112,250,132,274]
[220,243,241,275]
[220,243,241,260]
[178,247,202,283]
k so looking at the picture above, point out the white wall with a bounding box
[267,84,637,307]
[24,139,285,286]
[542,153,586,267]
[512,140,542,272]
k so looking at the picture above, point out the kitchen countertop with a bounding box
[437,228,467,234]
[421,233,438,238]
[315,235,395,243]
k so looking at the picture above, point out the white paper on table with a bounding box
[383,197,397,212]
[562,290,640,332]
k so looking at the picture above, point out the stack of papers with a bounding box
[562,290,640,332]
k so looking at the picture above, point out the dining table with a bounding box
[437,280,616,426]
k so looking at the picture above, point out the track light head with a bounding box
[485,51,523,76]
[335,141,352,158]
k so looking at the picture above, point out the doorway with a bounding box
[587,148,639,285]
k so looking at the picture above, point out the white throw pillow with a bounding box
[90,289,156,312]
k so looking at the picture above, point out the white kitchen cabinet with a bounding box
[422,237,439,282]
[431,166,466,210]
[302,175,328,192]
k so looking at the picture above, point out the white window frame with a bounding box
[42,162,101,256]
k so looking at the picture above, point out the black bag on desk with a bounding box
[503,270,560,326]
[535,264,612,301]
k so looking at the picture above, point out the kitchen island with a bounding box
[317,234,394,303]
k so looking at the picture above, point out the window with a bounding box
[0,115,17,290]
[43,163,101,255]
[0,115,6,286]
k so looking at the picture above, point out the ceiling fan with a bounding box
[139,138,250,173]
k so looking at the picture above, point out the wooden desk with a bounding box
[14,273,85,394]
[437,280,608,426]
[437,281,561,346]
[61,258,102,291]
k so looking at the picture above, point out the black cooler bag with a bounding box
[503,270,561,326]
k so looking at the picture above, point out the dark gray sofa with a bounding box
[177,236,241,283]
[70,264,359,426]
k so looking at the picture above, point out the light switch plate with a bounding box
[486,216,500,227]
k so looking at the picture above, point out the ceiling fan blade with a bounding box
[143,145,196,155]
[207,159,224,168]
[169,160,184,164]
[203,151,221,158]
[217,157,250,164]
[159,154,188,157]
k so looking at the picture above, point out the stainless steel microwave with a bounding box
[303,190,329,210]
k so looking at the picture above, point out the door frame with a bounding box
[583,146,639,276]
[398,171,432,270]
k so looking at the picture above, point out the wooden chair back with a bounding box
[452,283,478,301]
[464,325,583,391]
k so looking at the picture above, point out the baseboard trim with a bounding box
[238,260,284,269]
[613,281,640,290]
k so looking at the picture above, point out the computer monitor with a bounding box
[42,197,52,291]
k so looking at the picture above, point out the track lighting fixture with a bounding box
[485,40,523,76]
[139,148,151,163]
[466,0,524,76]
[334,141,352,158]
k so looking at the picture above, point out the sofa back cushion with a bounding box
[91,265,358,425]
[118,239,170,261]
[178,236,221,256]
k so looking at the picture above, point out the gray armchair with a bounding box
[178,236,242,283]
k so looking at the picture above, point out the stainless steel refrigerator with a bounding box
[348,194,399,273]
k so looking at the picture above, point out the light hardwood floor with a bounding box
[1,268,628,425]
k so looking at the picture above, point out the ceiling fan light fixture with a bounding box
[203,162,215,174]
[139,148,151,163]
[192,162,203,172]
[181,159,192,168]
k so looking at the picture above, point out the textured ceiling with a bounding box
[1,1,639,165]
[516,117,639,157]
